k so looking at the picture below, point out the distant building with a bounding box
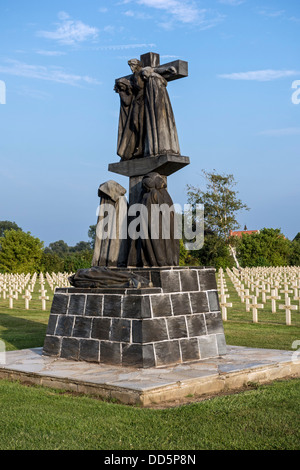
[229,229,260,238]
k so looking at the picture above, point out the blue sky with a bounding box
[0,0,299,247]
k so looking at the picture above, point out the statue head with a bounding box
[128,59,142,73]
[114,77,132,94]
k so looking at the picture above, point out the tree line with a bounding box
[0,170,299,273]
[0,222,94,274]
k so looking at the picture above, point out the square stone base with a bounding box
[43,267,226,368]
[1,347,299,407]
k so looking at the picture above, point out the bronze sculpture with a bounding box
[115,58,180,161]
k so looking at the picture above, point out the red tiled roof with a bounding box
[229,230,259,238]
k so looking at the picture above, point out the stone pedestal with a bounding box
[43,267,226,368]
[109,154,190,204]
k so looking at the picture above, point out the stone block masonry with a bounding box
[43,267,227,368]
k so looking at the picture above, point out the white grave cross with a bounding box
[250,296,264,323]
[220,294,233,321]
[22,290,32,310]
[266,289,281,313]
[39,290,49,311]
[279,297,298,326]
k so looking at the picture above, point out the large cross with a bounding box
[116,52,188,84]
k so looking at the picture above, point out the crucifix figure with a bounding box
[108,52,190,267]
[114,52,188,161]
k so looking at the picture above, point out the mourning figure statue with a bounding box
[128,172,180,267]
[92,180,128,268]
[114,59,180,161]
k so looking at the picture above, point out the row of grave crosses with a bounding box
[0,272,72,311]
[217,267,300,326]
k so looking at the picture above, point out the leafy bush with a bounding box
[0,230,44,274]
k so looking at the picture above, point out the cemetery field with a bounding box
[0,269,299,352]
[221,272,300,351]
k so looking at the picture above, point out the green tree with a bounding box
[293,232,300,242]
[290,234,300,266]
[179,239,199,266]
[185,170,249,268]
[40,252,65,273]
[44,240,70,256]
[63,250,93,272]
[187,170,249,239]
[0,221,22,238]
[237,228,291,267]
[0,230,44,273]
[70,241,92,253]
[198,230,235,270]
[88,224,96,249]
[180,230,234,270]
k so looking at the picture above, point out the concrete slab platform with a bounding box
[0,346,299,406]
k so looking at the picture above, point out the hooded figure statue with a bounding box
[92,180,129,267]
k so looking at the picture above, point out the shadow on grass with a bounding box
[0,311,48,351]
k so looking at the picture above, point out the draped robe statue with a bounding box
[141,172,180,266]
[114,59,180,161]
[92,180,128,268]
[127,172,180,267]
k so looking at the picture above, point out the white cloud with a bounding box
[36,50,66,56]
[0,60,101,86]
[259,128,300,136]
[258,9,285,18]
[122,0,224,29]
[103,25,116,34]
[124,9,152,19]
[37,12,99,45]
[137,0,200,23]
[57,11,71,21]
[289,16,300,23]
[219,70,299,81]
[95,43,156,51]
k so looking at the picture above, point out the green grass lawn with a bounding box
[0,277,299,450]
[0,377,299,450]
